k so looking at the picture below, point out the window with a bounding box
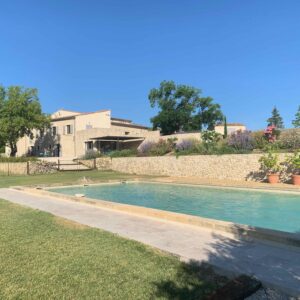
[52,126,57,136]
[86,141,93,151]
[65,125,73,135]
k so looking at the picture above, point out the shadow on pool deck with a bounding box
[154,226,300,299]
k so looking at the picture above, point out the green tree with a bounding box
[267,106,284,128]
[292,106,300,128]
[0,85,50,156]
[149,81,223,135]
[223,116,228,138]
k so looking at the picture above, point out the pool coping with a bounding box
[14,181,300,249]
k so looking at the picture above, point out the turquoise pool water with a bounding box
[51,182,300,233]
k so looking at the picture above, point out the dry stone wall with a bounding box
[95,154,288,181]
[0,161,57,175]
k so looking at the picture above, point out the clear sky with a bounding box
[1,0,300,130]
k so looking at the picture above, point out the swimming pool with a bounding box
[51,182,300,233]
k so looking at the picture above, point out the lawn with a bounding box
[0,200,227,299]
[0,170,153,188]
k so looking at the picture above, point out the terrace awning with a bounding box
[89,136,144,142]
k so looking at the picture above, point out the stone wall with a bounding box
[0,162,28,175]
[0,161,57,175]
[95,154,288,181]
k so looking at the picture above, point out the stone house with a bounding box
[8,109,160,158]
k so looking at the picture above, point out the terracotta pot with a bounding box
[292,174,300,185]
[267,173,280,184]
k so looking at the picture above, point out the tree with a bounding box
[0,85,50,156]
[149,81,223,135]
[223,116,228,138]
[267,106,284,129]
[292,106,300,128]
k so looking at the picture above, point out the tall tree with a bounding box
[0,85,50,156]
[149,81,223,135]
[292,106,300,128]
[223,116,228,138]
[267,106,284,128]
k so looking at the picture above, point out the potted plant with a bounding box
[286,151,300,185]
[259,151,281,184]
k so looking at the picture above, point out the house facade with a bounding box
[9,109,159,158]
[214,123,246,135]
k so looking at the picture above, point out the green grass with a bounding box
[0,170,154,188]
[0,200,227,299]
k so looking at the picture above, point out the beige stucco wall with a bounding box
[158,132,201,142]
[215,125,246,135]
[75,111,111,131]
[95,154,287,181]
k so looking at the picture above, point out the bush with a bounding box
[278,129,300,150]
[138,141,155,156]
[201,131,221,146]
[259,151,281,174]
[0,156,38,162]
[108,149,137,158]
[175,139,198,151]
[149,139,175,156]
[138,138,176,156]
[227,130,254,151]
[251,131,268,150]
[81,150,102,160]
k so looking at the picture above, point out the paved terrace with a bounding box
[0,188,299,296]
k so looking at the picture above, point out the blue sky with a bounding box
[1,0,300,130]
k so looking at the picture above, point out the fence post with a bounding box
[58,159,60,171]
[94,158,96,169]
[27,161,30,175]
[7,162,9,176]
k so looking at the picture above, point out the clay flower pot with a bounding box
[267,173,280,184]
[292,174,300,185]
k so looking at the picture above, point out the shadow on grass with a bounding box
[154,261,228,300]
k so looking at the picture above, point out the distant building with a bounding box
[7,109,159,158]
[214,123,246,135]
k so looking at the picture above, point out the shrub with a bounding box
[175,139,197,151]
[285,151,300,175]
[149,139,175,156]
[138,141,155,156]
[109,149,137,158]
[201,130,221,146]
[264,125,280,142]
[251,131,268,150]
[81,150,102,160]
[227,130,254,151]
[278,129,300,150]
[259,151,281,174]
[0,156,38,162]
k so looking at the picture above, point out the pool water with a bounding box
[51,182,300,233]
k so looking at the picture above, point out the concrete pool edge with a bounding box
[15,184,300,249]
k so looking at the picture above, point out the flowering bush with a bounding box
[278,129,300,150]
[138,141,155,155]
[227,130,254,151]
[175,139,197,151]
[138,138,176,156]
[264,125,280,143]
[149,138,176,156]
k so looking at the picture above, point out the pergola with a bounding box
[88,136,145,151]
